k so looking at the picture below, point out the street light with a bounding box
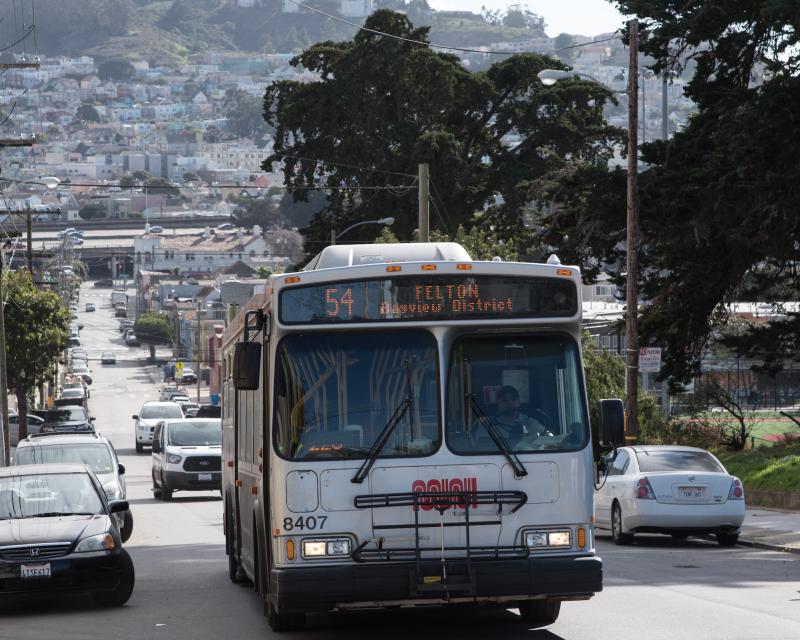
[331,217,395,245]
[537,19,642,441]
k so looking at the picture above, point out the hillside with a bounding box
[28,0,546,65]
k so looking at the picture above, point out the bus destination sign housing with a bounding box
[279,275,577,324]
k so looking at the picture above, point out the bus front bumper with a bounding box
[269,554,602,613]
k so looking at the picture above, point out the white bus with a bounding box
[221,242,624,631]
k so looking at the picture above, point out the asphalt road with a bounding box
[1,281,798,639]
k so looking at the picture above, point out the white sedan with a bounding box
[594,445,745,547]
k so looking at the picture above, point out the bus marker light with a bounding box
[456,263,472,271]
[284,276,301,284]
[556,269,572,276]
[421,264,436,271]
[577,527,586,549]
[227,460,233,467]
[235,479,242,487]
[251,485,258,495]
[386,265,402,272]
[273,528,280,536]
[423,576,442,584]
[286,540,295,560]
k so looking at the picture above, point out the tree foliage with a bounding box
[3,271,70,438]
[537,1,800,387]
[133,312,173,346]
[78,203,106,220]
[263,10,622,262]
[76,103,101,123]
[223,87,271,143]
[97,59,136,82]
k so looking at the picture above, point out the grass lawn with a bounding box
[717,444,800,494]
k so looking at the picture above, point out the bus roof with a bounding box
[303,242,471,271]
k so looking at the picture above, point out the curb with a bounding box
[736,537,800,555]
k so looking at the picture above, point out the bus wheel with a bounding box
[518,600,560,627]
[265,600,305,632]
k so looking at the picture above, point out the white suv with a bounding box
[132,401,184,453]
[151,419,222,500]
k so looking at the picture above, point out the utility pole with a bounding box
[0,239,15,466]
[418,163,429,242]
[196,302,202,403]
[625,19,640,443]
[662,72,669,141]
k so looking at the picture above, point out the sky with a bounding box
[426,1,627,38]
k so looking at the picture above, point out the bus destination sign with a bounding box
[279,275,577,324]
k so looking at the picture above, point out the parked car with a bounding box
[159,385,182,401]
[42,405,95,434]
[148,225,164,233]
[69,364,92,386]
[168,393,191,405]
[118,320,134,333]
[8,413,44,446]
[0,463,134,605]
[85,303,96,312]
[101,352,117,365]
[124,330,140,347]
[178,368,197,385]
[55,388,87,410]
[196,404,221,418]
[94,279,114,287]
[177,401,200,416]
[63,378,90,399]
[215,222,235,231]
[594,445,745,547]
[151,418,222,500]
[14,432,133,542]
[132,401,184,454]
[68,336,81,347]
[115,305,127,318]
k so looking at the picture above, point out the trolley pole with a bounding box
[0,243,11,466]
[418,163,429,242]
[625,19,640,442]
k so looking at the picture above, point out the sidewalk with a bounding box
[739,507,800,553]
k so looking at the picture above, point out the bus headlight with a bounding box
[524,530,572,549]
[302,538,351,558]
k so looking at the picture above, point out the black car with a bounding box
[42,406,95,434]
[93,279,113,288]
[196,404,221,418]
[0,463,134,606]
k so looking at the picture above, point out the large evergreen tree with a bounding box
[537,1,800,386]
[263,10,622,260]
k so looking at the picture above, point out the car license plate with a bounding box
[198,473,212,481]
[21,563,51,578]
[679,487,705,499]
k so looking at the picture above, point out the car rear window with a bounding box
[635,450,724,473]
[141,405,184,419]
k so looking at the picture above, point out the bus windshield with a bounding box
[446,334,588,453]
[274,331,439,460]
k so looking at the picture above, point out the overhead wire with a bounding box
[285,0,621,56]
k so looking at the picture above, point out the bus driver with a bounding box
[494,385,550,442]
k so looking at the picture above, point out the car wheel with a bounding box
[160,476,173,501]
[265,600,305,632]
[518,600,561,627]
[717,532,739,547]
[135,442,143,454]
[611,502,634,545]
[92,548,135,607]
[120,510,134,543]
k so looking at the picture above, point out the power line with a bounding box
[285,0,620,56]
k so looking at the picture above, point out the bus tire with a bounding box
[518,599,560,627]
[265,600,305,632]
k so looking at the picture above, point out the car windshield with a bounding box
[45,408,88,423]
[140,405,183,419]
[635,450,724,473]
[0,473,104,519]
[15,444,115,475]
[446,335,588,453]
[168,421,222,446]
[274,331,439,460]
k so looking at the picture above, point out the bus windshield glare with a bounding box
[274,331,439,460]
[446,335,588,453]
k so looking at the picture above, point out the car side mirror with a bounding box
[233,341,261,390]
[89,416,96,421]
[132,415,138,420]
[108,500,129,514]
[118,464,126,475]
[598,399,625,448]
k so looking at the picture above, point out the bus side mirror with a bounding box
[598,399,625,448]
[233,342,261,390]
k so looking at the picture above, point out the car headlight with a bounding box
[167,454,182,464]
[103,482,122,500]
[302,538,351,558]
[75,533,115,553]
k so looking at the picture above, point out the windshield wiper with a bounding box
[466,393,527,478]
[352,358,416,484]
